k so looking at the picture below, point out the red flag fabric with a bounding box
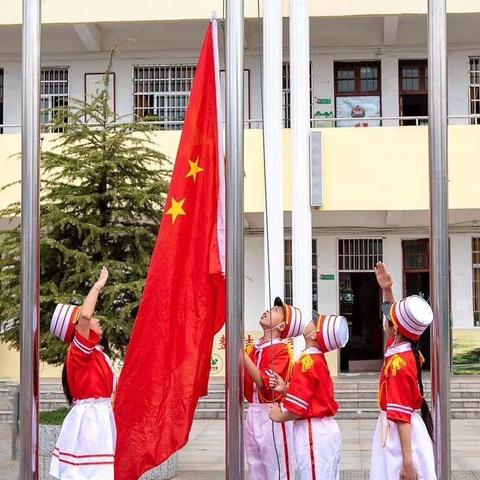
[114,20,225,480]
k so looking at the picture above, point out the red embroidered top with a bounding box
[66,332,115,401]
[378,342,423,423]
[283,347,338,419]
[244,339,292,404]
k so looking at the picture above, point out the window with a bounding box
[473,238,480,326]
[334,62,381,127]
[399,60,428,126]
[0,69,3,134]
[132,65,196,130]
[399,61,428,93]
[41,67,69,132]
[403,239,429,271]
[334,62,381,97]
[284,239,318,311]
[282,63,313,128]
[338,238,383,272]
[469,58,480,125]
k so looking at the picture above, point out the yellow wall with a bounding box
[0,342,62,381]
[2,126,480,214]
[245,125,480,213]
[1,0,479,25]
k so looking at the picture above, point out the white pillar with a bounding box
[290,0,311,354]
[263,0,284,307]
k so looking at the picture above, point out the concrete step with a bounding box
[39,399,69,411]
[0,411,13,422]
[4,377,480,423]
[0,387,13,398]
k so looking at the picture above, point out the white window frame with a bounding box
[473,237,480,326]
[284,238,318,311]
[40,66,69,132]
[337,237,384,273]
[282,62,313,129]
[132,64,196,130]
[469,57,480,125]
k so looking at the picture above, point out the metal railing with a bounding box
[1,114,480,133]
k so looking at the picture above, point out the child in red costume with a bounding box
[370,262,436,480]
[269,312,349,480]
[243,296,304,480]
[49,267,116,480]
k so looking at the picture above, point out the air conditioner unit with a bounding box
[310,131,323,208]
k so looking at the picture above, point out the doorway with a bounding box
[338,238,384,373]
[402,239,431,368]
[399,60,428,126]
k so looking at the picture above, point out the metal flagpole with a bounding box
[20,0,41,479]
[290,0,311,357]
[263,0,284,308]
[225,0,245,479]
[428,0,451,479]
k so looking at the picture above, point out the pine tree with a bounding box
[0,54,169,365]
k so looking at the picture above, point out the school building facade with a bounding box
[1,0,480,378]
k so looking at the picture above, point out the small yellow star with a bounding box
[166,197,186,224]
[186,158,204,182]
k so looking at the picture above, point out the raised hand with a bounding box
[95,266,109,290]
[375,262,393,290]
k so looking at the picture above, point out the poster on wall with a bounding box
[85,72,115,122]
[336,95,381,128]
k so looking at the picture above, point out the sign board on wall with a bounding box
[210,328,263,376]
[336,95,381,127]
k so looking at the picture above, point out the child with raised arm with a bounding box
[370,262,436,480]
[269,312,349,480]
[49,267,116,480]
[243,296,304,480]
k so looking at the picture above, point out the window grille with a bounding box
[473,238,480,326]
[282,63,313,129]
[338,238,383,272]
[132,64,196,130]
[403,239,429,271]
[284,239,318,311]
[41,67,69,132]
[469,58,480,125]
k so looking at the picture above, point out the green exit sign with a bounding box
[318,98,332,105]
[320,274,335,280]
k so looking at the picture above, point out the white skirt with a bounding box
[50,398,116,480]
[370,411,436,480]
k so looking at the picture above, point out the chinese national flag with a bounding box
[114,20,226,480]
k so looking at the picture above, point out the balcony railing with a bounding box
[1,114,480,134]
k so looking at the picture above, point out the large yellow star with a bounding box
[186,158,204,182]
[166,197,186,224]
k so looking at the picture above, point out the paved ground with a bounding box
[0,424,17,480]
[2,419,480,478]
[178,418,480,472]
